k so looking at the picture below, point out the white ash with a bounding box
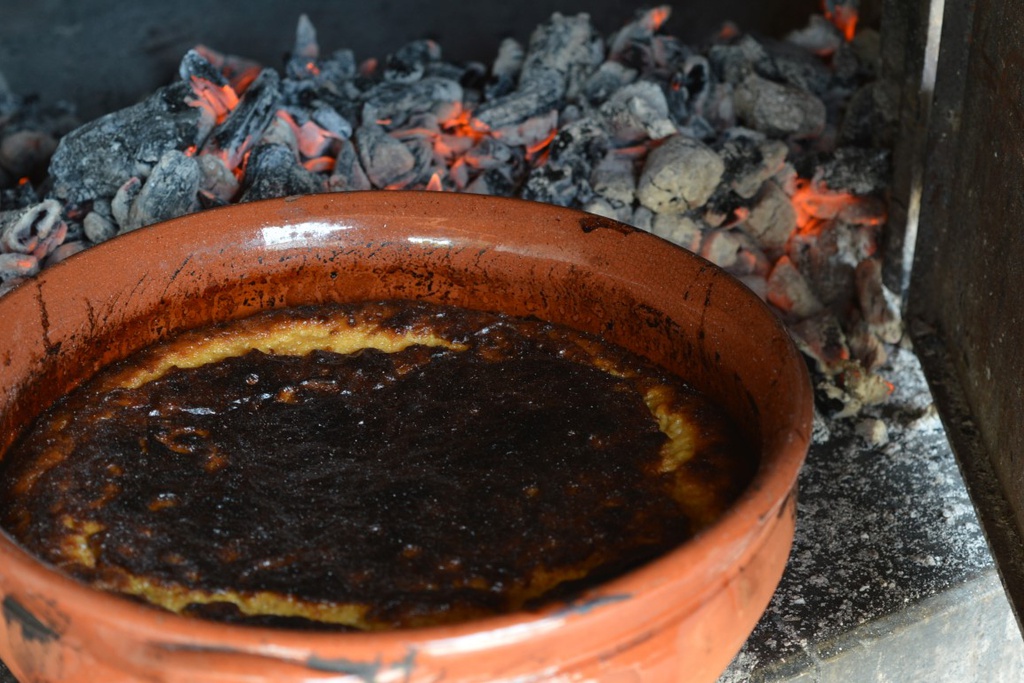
[0,6,899,416]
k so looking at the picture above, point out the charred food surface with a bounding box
[0,301,754,630]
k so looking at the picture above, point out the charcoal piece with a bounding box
[463,138,517,171]
[813,147,890,195]
[733,73,826,139]
[384,40,442,84]
[328,139,371,192]
[767,255,826,319]
[0,252,38,284]
[198,154,239,203]
[666,55,713,123]
[607,6,674,72]
[361,77,462,130]
[123,150,201,232]
[466,166,522,197]
[599,80,676,143]
[546,116,610,180]
[239,143,324,202]
[630,205,654,231]
[320,49,358,85]
[648,212,702,251]
[489,110,558,149]
[202,69,282,171]
[486,38,525,100]
[310,104,352,139]
[591,151,637,209]
[0,130,58,180]
[474,76,561,131]
[42,240,86,267]
[0,198,65,257]
[1,176,40,210]
[837,81,897,149]
[353,123,415,189]
[785,15,843,58]
[48,84,200,204]
[743,179,797,254]
[83,210,117,244]
[708,36,767,86]
[637,135,724,214]
[754,38,832,97]
[259,115,299,153]
[719,135,788,199]
[787,221,858,311]
[111,177,143,228]
[520,163,591,208]
[286,14,320,80]
[582,61,638,104]
[520,12,603,100]
[485,164,524,198]
[855,257,902,344]
[179,49,230,89]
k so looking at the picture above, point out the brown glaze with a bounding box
[0,192,813,682]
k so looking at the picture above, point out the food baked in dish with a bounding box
[0,300,755,630]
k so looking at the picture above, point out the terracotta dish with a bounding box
[0,192,812,682]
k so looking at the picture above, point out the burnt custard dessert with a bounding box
[0,300,755,631]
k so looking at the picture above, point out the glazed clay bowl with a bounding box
[0,192,812,683]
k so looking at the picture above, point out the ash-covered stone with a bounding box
[637,134,724,213]
[48,83,200,204]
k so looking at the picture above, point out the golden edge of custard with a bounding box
[26,306,707,630]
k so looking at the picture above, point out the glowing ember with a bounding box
[187,76,239,125]
[823,0,859,42]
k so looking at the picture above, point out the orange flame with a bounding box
[525,128,558,166]
[425,172,443,191]
[823,1,858,42]
[188,76,239,124]
[791,178,866,236]
[440,104,489,142]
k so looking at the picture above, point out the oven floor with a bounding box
[720,344,1024,682]
[0,346,1020,682]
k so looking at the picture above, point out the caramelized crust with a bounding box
[0,301,754,630]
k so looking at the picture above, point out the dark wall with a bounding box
[1,0,818,120]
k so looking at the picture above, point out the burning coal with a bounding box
[0,3,896,416]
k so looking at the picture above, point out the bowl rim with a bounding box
[0,191,813,659]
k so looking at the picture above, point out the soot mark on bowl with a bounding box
[2,596,60,644]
